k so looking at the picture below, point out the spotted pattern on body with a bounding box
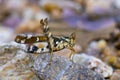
[27,33,75,53]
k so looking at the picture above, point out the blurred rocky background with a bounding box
[0,0,120,80]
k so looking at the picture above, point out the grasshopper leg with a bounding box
[68,47,75,61]
[49,40,54,62]
[48,32,54,62]
[50,49,53,62]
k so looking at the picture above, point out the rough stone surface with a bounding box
[0,42,105,80]
[34,53,105,80]
[0,42,39,80]
[0,42,26,66]
[72,53,113,78]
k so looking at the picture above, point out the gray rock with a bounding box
[72,54,113,78]
[0,42,105,80]
[0,42,39,80]
[34,53,105,80]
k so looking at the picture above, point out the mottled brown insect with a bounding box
[15,18,76,60]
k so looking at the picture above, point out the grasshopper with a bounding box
[15,18,76,61]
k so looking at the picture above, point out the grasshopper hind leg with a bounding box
[47,32,54,63]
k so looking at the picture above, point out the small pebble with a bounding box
[97,40,107,50]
